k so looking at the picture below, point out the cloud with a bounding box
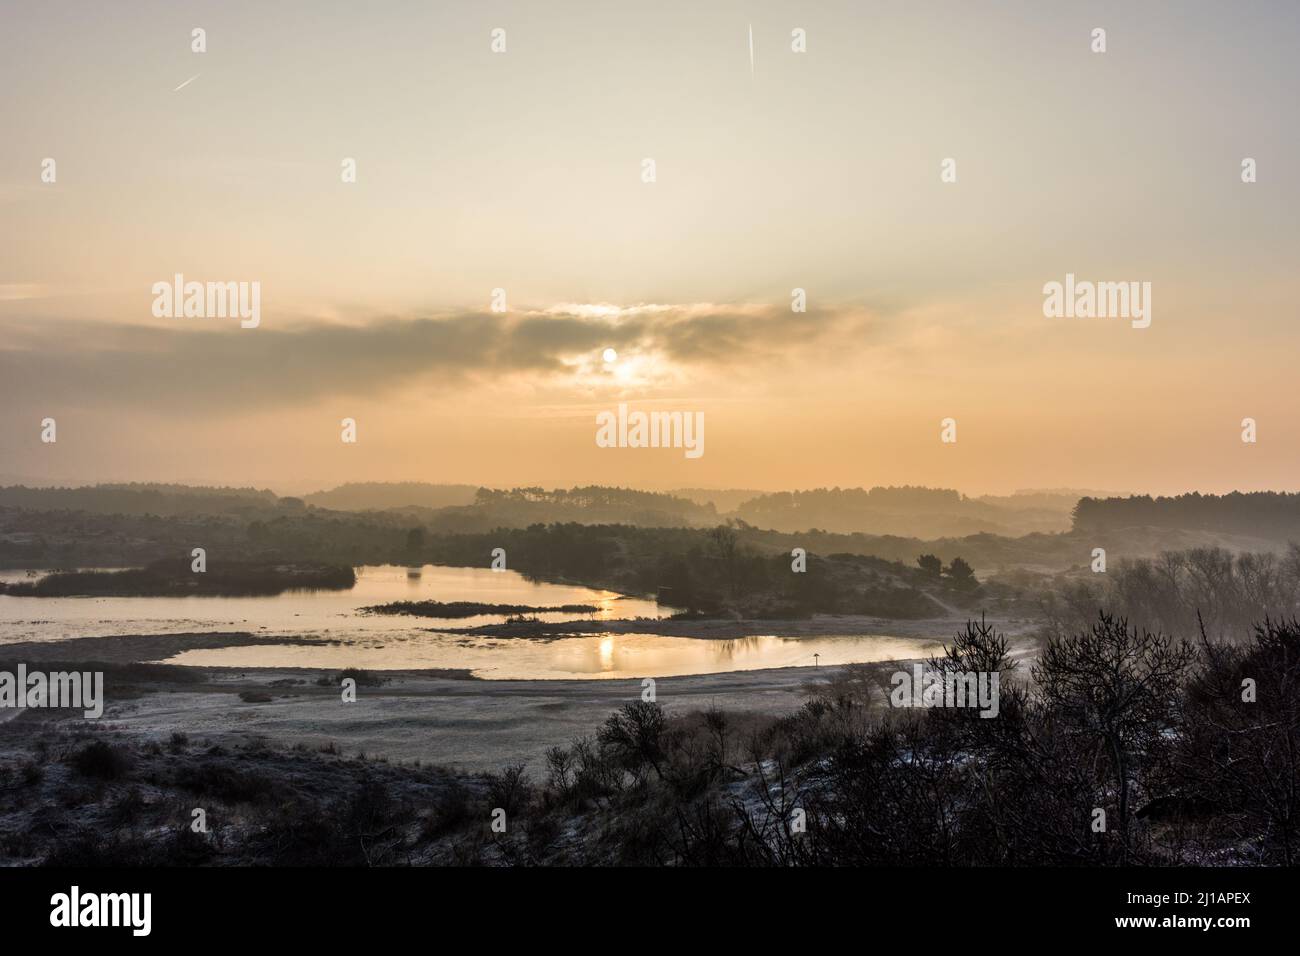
[0,301,874,415]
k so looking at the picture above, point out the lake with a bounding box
[0,564,940,679]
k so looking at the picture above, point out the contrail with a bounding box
[172,74,200,92]
[748,24,754,79]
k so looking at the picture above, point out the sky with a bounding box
[2,0,1298,495]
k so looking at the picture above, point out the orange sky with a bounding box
[2,1,1298,495]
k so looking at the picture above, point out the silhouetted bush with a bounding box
[67,740,132,781]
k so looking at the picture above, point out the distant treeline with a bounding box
[302,482,478,512]
[0,481,1087,538]
[0,505,980,618]
[415,524,959,618]
[670,487,766,513]
[464,486,716,527]
[1073,492,1300,540]
[0,484,282,517]
[0,558,355,597]
[0,500,1108,581]
[732,486,1076,537]
[745,486,963,511]
[0,483,724,533]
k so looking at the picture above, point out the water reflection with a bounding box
[161,631,941,680]
[0,565,943,679]
[0,564,664,644]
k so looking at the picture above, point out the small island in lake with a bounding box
[360,599,598,618]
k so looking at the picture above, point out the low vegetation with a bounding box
[1040,544,1300,640]
[447,613,1300,866]
[4,611,1294,867]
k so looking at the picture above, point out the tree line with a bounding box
[1073,492,1300,540]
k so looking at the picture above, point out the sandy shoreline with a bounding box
[0,631,869,772]
[83,664,840,772]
